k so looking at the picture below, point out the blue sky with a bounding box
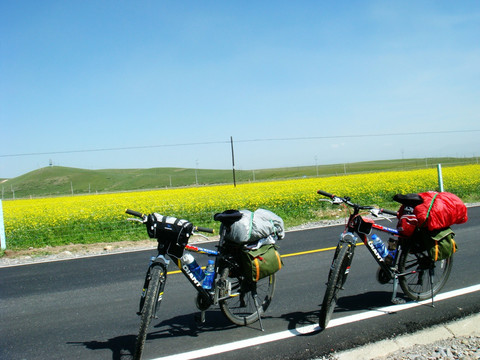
[1,1,479,178]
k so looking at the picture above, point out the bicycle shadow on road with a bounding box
[278,291,410,337]
[280,310,323,336]
[147,310,243,339]
[69,310,274,359]
[331,291,408,314]
[67,334,136,360]
[67,311,239,360]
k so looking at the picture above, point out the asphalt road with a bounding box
[1,206,479,360]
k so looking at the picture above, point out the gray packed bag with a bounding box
[224,208,285,244]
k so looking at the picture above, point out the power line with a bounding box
[0,141,229,158]
[1,129,479,158]
[235,129,480,143]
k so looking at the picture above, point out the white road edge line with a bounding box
[151,284,480,360]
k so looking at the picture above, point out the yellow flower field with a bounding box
[3,164,479,249]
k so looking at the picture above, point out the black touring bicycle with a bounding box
[126,209,282,360]
[317,190,458,329]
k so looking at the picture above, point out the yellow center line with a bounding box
[165,242,365,275]
[280,246,337,257]
[281,242,364,258]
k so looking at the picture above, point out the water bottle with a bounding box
[181,253,205,281]
[202,259,215,290]
[385,238,398,266]
[371,234,388,258]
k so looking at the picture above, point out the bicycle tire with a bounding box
[134,266,165,360]
[219,265,275,326]
[398,242,453,301]
[319,243,352,329]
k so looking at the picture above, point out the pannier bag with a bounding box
[396,191,468,233]
[146,213,194,257]
[224,209,285,244]
[415,227,458,262]
[240,244,283,282]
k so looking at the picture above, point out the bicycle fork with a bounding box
[138,256,169,317]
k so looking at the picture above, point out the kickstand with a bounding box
[429,268,435,308]
[391,275,405,305]
[252,292,265,331]
[195,310,206,325]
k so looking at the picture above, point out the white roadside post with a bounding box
[0,200,6,250]
[437,163,444,192]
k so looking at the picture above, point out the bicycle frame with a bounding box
[177,244,219,306]
[142,242,220,316]
[341,207,421,303]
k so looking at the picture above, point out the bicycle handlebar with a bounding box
[194,226,215,234]
[317,190,334,198]
[125,209,145,218]
[125,209,215,234]
[317,190,397,216]
[379,208,398,216]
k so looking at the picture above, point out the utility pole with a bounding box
[195,160,198,185]
[231,136,236,187]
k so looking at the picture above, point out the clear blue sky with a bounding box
[1,1,479,178]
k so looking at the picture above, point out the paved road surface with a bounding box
[1,206,479,360]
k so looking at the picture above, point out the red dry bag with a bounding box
[415,191,468,231]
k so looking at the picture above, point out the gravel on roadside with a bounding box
[370,335,480,360]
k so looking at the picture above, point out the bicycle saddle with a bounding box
[393,193,424,207]
[214,210,243,226]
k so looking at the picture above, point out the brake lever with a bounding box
[370,209,392,222]
[127,217,145,223]
[332,197,344,205]
[319,198,334,204]
[192,232,209,241]
[320,197,345,206]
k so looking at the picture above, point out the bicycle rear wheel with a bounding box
[319,243,353,329]
[398,243,453,301]
[134,266,165,360]
[219,265,275,326]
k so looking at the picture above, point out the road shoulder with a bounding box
[330,312,480,360]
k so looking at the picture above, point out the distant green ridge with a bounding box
[1,157,477,199]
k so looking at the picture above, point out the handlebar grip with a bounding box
[195,226,215,234]
[380,208,398,216]
[125,209,144,218]
[317,190,334,198]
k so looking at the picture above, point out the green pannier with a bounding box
[240,244,283,282]
[416,227,457,261]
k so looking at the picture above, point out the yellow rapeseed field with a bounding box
[3,164,479,249]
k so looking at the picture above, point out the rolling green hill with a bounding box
[1,157,477,199]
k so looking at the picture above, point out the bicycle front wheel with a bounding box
[219,266,275,326]
[134,266,165,360]
[319,243,353,329]
[398,243,453,301]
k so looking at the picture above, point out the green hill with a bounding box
[1,157,477,199]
